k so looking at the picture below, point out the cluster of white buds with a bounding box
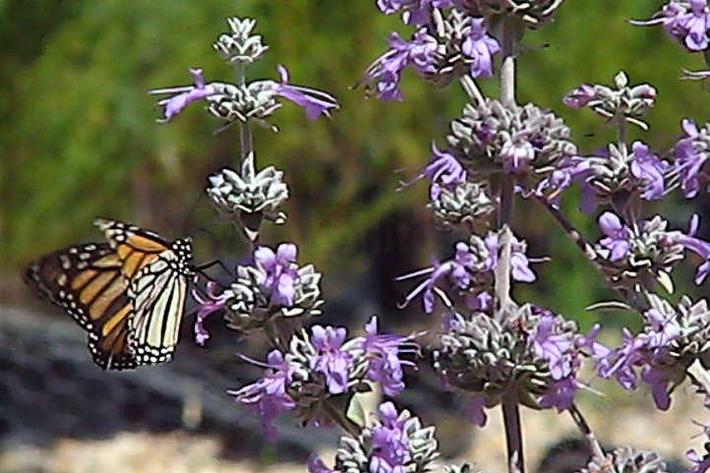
[213,17,269,64]
[206,153,288,241]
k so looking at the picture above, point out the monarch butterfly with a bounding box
[24,218,194,370]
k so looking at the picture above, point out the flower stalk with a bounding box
[569,403,605,462]
[496,15,525,473]
[234,62,254,163]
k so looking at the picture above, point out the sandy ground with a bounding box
[1,386,708,473]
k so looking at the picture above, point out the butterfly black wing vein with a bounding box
[24,219,194,370]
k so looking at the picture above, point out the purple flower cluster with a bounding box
[553,142,670,213]
[254,243,300,307]
[674,119,710,198]
[309,401,438,473]
[229,350,295,440]
[365,6,500,100]
[364,317,419,396]
[309,325,354,395]
[366,403,413,473]
[597,212,710,285]
[232,319,417,439]
[635,0,710,52]
[150,66,337,122]
[364,30,438,100]
[404,145,467,199]
[397,231,536,313]
[191,281,230,346]
[596,303,688,410]
[530,311,608,411]
[463,18,501,78]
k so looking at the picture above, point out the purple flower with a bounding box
[671,215,710,284]
[364,317,418,397]
[310,325,353,395]
[687,448,710,473]
[397,242,474,313]
[641,362,676,410]
[462,18,500,78]
[150,68,216,121]
[539,376,580,411]
[529,312,605,411]
[403,145,467,199]
[635,0,710,51]
[364,30,438,100]
[231,350,295,440]
[598,212,632,261]
[484,233,537,282]
[674,119,710,198]
[596,304,685,410]
[369,402,411,473]
[501,139,536,175]
[274,65,339,119]
[191,281,229,346]
[254,243,299,306]
[530,313,575,379]
[597,328,647,390]
[398,232,536,313]
[563,84,596,108]
[630,141,669,200]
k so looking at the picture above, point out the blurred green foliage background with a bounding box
[2,1,708,323]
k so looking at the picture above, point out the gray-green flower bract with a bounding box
[213,17,269,64]
[309,402,439,473]
[597,293,710,410]
[433,303,604,420]
[455,0,566,29]
[223,243,323,334]
[580,447,669,473]
[447,98,577,181]
[429,179,494,228]
[563,71,657,130]
[206,152,289,225]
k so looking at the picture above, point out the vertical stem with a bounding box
[500,18,516,109]
[497,16,524,473]
[494,15,517,322]
[617,115,627,148]
[234,62,253,163]
[502,394,525,473]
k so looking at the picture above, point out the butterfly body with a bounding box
[25,219,193,370]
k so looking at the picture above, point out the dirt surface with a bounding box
[1,388,707,473]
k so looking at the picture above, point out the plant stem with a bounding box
[617,114,627,148]
[234,62,253,163]
[494,13,517,322]
[500,19,516,109]
[533,194,647,312]
[497,16,524,473]
[502,394,525,473]
[569,403,605,461]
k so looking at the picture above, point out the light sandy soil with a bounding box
[1,389,708,473]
